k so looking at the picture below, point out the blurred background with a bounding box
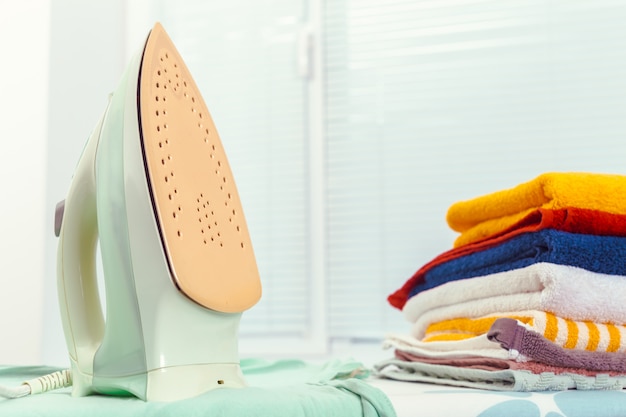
[1,0,625,366]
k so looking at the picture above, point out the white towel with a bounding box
[403,262,626,327]
[383,332,510,360]
[410,293,542,339]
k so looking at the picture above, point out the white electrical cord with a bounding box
[0,383,30,399]
[0,369,72,399]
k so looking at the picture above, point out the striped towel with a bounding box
[488,318,626,373]
[423,311,626,354]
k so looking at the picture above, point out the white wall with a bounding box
[0,1,50,365]
[0,0,129,366]
[43,0,127,366]
[0,0,177,367]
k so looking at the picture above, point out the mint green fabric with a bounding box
[0,359,396,417]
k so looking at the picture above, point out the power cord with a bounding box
[0,369,72,399]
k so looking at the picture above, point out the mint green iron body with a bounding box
[56,23,261,401]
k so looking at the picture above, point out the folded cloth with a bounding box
[383,333,509,360]
[402,263,626,325]
[421,311,626,354]
[394,349,521,371]
[394,349,509,371]
[446,172,626,248]
[488,318,626,373]
[412,297,537,340]
[388,210,626,309]
[374,359,626,391]
[455,207,626,248]
[394,349,626,376]
[394,229,626,298]
[450,207,626,250]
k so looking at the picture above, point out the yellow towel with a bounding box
[424,311,626,353]
[447,172,626,247]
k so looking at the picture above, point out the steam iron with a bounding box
[54,23,262,401]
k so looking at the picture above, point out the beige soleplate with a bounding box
[139,23,261,313]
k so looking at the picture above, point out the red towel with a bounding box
[388,208,626,310]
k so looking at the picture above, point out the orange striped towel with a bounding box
[447,172,626,247]
[423,311,626,353]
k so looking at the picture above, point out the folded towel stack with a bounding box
[377,172,626,391]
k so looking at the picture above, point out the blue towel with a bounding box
[409,229,626,297]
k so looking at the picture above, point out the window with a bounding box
[131,0,626,355]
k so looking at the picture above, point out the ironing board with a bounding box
[0,359,395,417]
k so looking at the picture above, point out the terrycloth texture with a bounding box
[389,210,626,309]
[410,294,541,339]
[402,263,626,325]
[446,172,626,248]
[488,318,626,373]
[451,208,626,249]
[383,333,509,360]
[394,349,626,377]
[401,229,626,297]
[0,359,396,417]
[422,311,626,354]
[458,207,626,248]
[374,359,626,391]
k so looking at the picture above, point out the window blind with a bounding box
[153,0,311,339]
[324,0,626,339]
[136,0,626,349]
